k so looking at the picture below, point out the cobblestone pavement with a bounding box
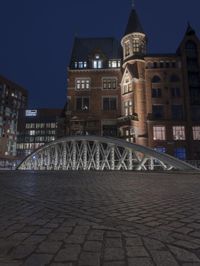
[0,171,200,266]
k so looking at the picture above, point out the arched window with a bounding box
[170,75,180,83]
[151,75,161,83]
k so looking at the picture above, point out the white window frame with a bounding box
[75,78,90,90]
[193,126,200,140]
[173,126,186,140]
[153,126,166,140]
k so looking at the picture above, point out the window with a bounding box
[93,55,103,69]
[154,147,166,153]
[132,39,140,53]
[173,126,185,140]
[153,62,158,68]
[170,75,180,82]
[76,79,90,90]
[76,97,89,111]
[160,62,164,68]
[152,105,164,119]
[153,126,166,140]
[103,97,117,111]
[171,87,181,97]
[174,148,186,160]
[123,78,132,94]
[124,101,133,116]
[29,130,35,136]
[193,126,200,140]
[102,125,117,137]
[125,41,131,57]
[171,105,184,120]
[103,78,117,89]
[152,88,162,98]
[152,75,161,83]
[108,60,121,68]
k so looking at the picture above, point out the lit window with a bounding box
[102,97,117,111]
[153,126,166,140]
[173,126,185,140]
[193,126,200,140]
[102,78,117,89]
[132,39,140,52]
[123,79,132,94]
[78,62,84,68]
[108,60,121,68]
[76,79,90,90]
[29,130,35,136]
[125,41,131,57]
[174,147,186,160]
[124,101,133,116]
[154,147,166,153]
[93,55,102,69]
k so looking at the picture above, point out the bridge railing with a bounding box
[186,160,200,169]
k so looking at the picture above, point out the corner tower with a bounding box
[121,3,147,66]
[119,3,148,146]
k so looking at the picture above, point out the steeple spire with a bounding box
[132,0,135,9]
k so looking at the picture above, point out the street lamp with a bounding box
[82,105,88,135]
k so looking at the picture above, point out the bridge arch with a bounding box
[17,136,197,171]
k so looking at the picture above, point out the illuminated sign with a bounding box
[25,110,38,117]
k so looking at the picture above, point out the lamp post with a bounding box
[82,105,88,135]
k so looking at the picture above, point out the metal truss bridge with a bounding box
[17,136,197,171]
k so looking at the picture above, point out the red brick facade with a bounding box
[66,9,200,160]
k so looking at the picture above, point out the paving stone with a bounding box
[83,241,102,252]
[105,238,122,248]
[50,263,73,266]
[79,252,100,266]
[87,230,104,241]
[23,254,53,266]
[103,262,126,266]
[125,237,143,246]
[55,245,81,261]
[38,241,62,253]
[10,245,36,259]
[126,246,149,257]
[65,234,85,244]
[104,248,125,261]
[23,235,46,244]
[128,258,154,266]
[168,245,200,262]
[151,249,178,266]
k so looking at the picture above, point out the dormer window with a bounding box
[93,54,103,69]
[74,61,87,69]
[125,41,131,57]
[108,60,121,68]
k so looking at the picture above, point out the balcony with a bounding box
[117,114,138,127]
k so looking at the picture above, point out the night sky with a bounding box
[0,0,200,109]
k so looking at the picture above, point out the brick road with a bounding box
[0,170,200,266]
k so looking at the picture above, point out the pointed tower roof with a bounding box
[124,7,144,36]
[185,22,195,36]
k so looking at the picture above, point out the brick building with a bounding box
[66,6,200,160]
[0,75,27,164]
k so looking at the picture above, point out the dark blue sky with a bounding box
[0,0,200,108]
